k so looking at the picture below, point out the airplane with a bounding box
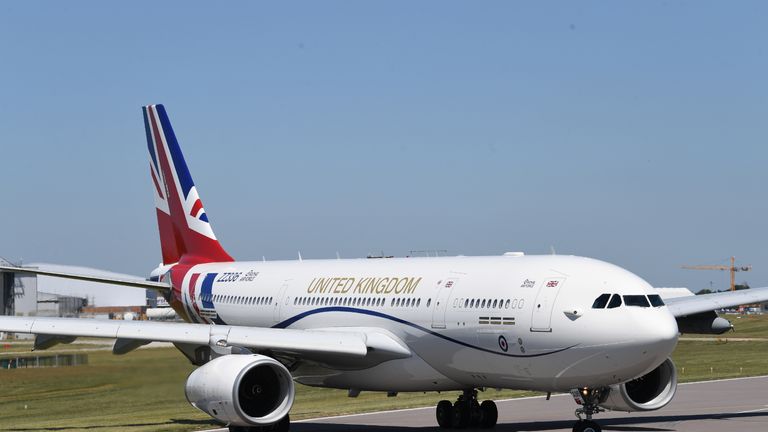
[2,104,768,432]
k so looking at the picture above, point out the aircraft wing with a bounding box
[663,287,768,317]
[0,265,170,291]
[0,316,412,368]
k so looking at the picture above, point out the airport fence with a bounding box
[0,353,88,369]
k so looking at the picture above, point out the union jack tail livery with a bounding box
[142,104,233,265]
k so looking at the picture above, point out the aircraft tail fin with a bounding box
[142,104,234,265]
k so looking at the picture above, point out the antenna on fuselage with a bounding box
[550,245,557,255]
[298,251,303,262]
[336,251,341,260]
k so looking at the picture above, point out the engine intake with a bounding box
[185,354,294,426]
[599,358,677,412]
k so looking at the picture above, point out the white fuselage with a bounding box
[173,254,679,393]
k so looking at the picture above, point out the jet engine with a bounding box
[599,358,677,412]
[185,354,295,426]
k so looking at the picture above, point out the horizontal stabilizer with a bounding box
[0,265,170,291]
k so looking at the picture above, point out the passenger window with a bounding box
[607,294,622,309]
[648,294,665,307]
[492,300,498,308]
[592,293,611,309]
[623,295,650,307]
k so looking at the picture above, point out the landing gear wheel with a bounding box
[452,400,470,428]
[572,420,601,432]
[479,400,498,428]
[273,414,290,432]
[436,400,454,429]
[228,414,290,432]
[435,390,498,429]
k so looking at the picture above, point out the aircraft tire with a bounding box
[479,400,498,428]
[273,414,290,432]
[228,414,290,432]
[572,420,601,432]
[452,401,470,428]
[436,400,454,428]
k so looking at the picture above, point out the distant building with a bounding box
[1,261,154,318]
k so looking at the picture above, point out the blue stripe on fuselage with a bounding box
[201,273,216,309]
[272,307,576,359]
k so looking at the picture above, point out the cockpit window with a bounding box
[592,293,611,309]
[623,295,651,307]
[648,294,665,307]
[607,294,622,309]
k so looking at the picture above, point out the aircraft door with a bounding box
[530,277,565,332]
[431,278,458,329]
[273,279,292,322]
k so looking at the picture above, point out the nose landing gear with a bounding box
[436,389,498,429]
[570,387,605,432]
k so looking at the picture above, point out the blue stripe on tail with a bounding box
[155,104,195,199]
[142,107,160,174]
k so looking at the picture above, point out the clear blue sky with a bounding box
[1,2,766,291]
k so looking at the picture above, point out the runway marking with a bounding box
[678,374,768,386]
[737,405,768,414]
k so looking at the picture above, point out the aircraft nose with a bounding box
[636,309,679,358]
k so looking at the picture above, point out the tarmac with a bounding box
[203,375,768,431]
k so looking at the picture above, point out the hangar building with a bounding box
[1,259,156,319]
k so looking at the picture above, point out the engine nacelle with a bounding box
[185,354,295,426]
[676,311,732,335]
[599,358,677,412]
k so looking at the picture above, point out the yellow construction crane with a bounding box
[681,256,752,291]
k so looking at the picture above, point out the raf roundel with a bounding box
[498,335,509,352]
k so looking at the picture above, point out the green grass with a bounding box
[0,348,215,432]
[2,314,768,431]
[672,339,768,382]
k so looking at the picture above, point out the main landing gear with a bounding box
[228,414,290,432]
[570,388,605,432]
[436,389,498,429]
